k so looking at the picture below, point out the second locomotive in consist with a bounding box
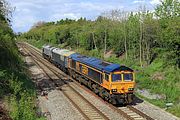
[42,45,135,104]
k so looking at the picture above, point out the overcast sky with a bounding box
[7,0,161,33]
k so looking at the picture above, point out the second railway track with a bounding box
[18,42,154,120]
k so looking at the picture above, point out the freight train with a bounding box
[42,45,135,104]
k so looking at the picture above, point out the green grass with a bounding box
[0,40,45,120]
[0,67,46,120]
[27,39,46,49]
[135,59,180,117]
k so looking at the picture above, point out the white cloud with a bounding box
[79,2,104,11]
[13,16,36,28]
[133,0,145,4]
[63,13,80,19]
[13,1,43,9]
[48,2,124,22]
[79,2,124,12]
[12,15,37,32]
[6,0,155,32]
[51,13,81,21]
[150,0,161,5]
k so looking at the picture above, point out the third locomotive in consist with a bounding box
[42,45,135,104]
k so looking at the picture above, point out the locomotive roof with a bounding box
[52,48,67,54]
[69,53,123,73]
[42,45,56,50]
[42,45,52,49]
[52,48,75,57]
[62,51,75,57]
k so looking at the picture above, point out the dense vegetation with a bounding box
[20,0,180,117]
[0,0,43,119]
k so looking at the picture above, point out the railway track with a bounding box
[117,106,150,120]
[18,42,154,120]
[19,43,109,120]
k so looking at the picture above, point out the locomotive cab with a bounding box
[103,66,135,104]
[110,71,135,94]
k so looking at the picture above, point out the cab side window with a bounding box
[105,74,109,81]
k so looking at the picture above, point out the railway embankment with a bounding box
[0,45,45,120]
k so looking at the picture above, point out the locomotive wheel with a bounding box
[127,94,134,104]
[92,84,99,94]
[79,76,83,84]
[75,74,79,81]
[110,98,117,105]
[67,69,71,76]
[105,96,109,101]
[72,71,76,79]
[69,69,73,78]
[99,87,106,98]
[87,80,92,89]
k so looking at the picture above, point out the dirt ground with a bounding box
[0,104,11,120]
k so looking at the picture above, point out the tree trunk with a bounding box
[133,38,136,59]
[139,22,143,67]
[76,39,79,49]
[146,38,150,65]
[124,23,128,60]
[92,32,97,50]
[104,29,107,58]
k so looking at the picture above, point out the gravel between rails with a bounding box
[68,82,126,120]
[41,90,85,120]
[24,55,85,120]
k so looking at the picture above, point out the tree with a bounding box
[155,0,180,19]
[31,21,46,29]
[0,0,14,24]
[155,0,180,68]
[101,10,130,59]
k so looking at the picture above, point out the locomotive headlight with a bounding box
[128,88,134,91]
[111,89,117,92]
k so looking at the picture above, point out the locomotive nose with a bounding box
[111,82,135,93]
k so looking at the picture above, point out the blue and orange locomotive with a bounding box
[42,45,135,104]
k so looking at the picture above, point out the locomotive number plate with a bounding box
[82,66,88,75]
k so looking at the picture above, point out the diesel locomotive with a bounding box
[42,45,135,104]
